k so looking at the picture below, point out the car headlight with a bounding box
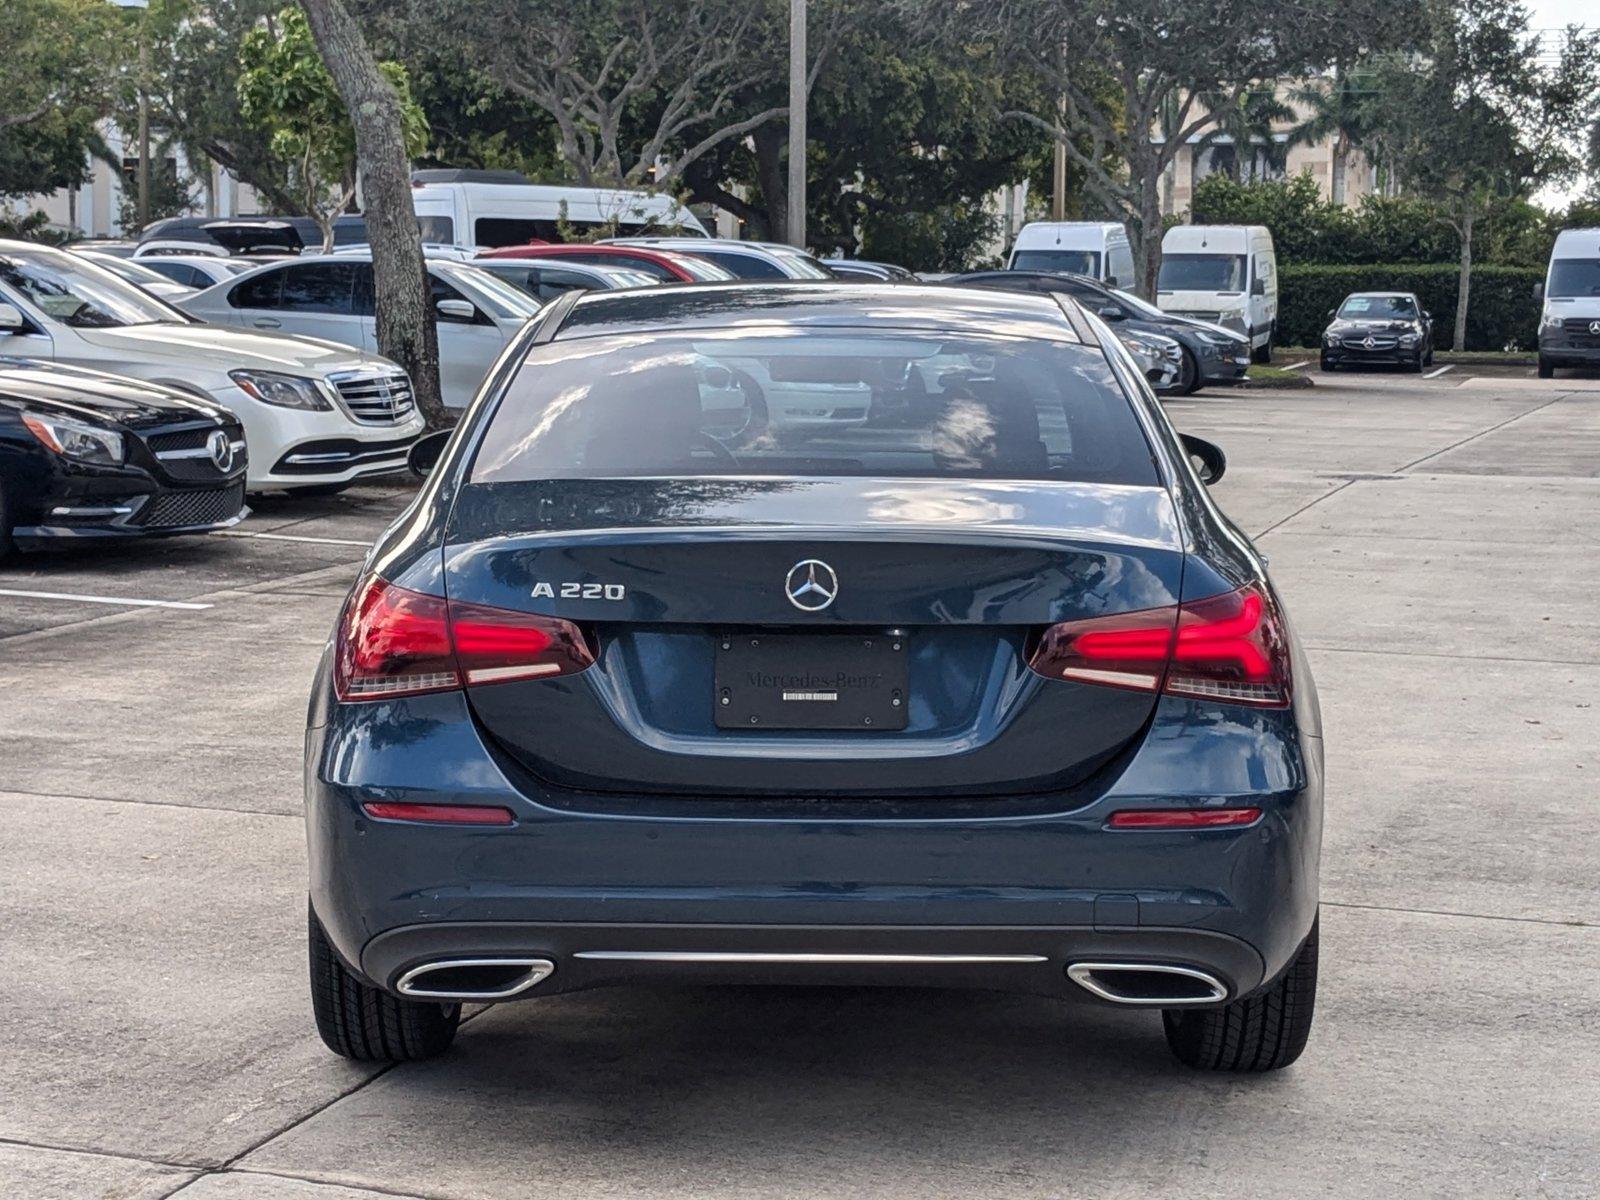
[20,411,125,465]
[1197,331,1244,348]
[1400,333,1419,346]
[1540,312,1564,331]
[229,369,333,411]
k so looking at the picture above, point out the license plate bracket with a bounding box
[714,632,909,731]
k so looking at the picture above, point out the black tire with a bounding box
[1163,914,1318,1072]
[1537,358,1554,380]
[1424,345,1434,367]
[308,903,460,1062]
[1319,353,1334,372]
[1178,348,1202,395]
[1408,353,1425,373]
[1252,334,1272,365]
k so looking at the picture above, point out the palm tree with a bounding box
[1193,87,1296,185]
[1287,68,1378,207]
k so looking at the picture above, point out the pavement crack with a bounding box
[1323,899,1592,929]
[1393,393,1568,472]
[1253,477,1359,538]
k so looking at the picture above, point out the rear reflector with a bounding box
[334,575,594,702]
[1107,807,1262,829]
[1028,584,1291,707]
[362,802,514,826]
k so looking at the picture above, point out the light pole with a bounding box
[787,0,806,250]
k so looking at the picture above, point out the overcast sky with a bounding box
[1527,0,1592,30]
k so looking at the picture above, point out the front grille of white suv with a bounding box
[329,370,416,425]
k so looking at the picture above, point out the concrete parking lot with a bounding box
[2,367,1597,1199]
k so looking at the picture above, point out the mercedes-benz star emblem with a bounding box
[206,429,234,472]
[1589,320,1600,335]
[785,559,838,612]
[1362,336,1377,349]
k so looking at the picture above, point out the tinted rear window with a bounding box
[470,331,1155,485]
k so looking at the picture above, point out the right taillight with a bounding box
[1028,584,1290,708]
[333,575,594,702]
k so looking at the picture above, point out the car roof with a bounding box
[553,282,1085,343]
[1344,291,1417,298]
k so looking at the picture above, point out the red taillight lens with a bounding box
[1107,807,1262,829]
[335,577,460,701]
[334,576,594,702]
[1028,584,1290,707]
[450,599,594,685]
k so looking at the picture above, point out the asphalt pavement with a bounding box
[1,365,1597,1199]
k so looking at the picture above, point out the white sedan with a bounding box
[180,254,541,409]
[0,239,424,492]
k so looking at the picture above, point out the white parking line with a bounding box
[1282,360,1311,371]
[0,587,212,611]
[1424,365,1454,379]
[213,529,372,548]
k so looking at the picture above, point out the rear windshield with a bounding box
[470,330,1156,485]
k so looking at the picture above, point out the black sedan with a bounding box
[947,270,1253,393]
[1320,292,1434,372]
[0,358,247,558]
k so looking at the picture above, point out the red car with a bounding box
[476,242,734,284]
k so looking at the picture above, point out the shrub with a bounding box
[1276,263,1543,350]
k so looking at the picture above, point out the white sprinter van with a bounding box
[409,169,709,252]
[1157,224,1278,362]
[1535,228,1600,378]
[1007,222,1137,289]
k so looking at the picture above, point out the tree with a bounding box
[936,0,1418,294]
[295,0,447,427]
[680,1,1047,258]
[436,0,831,190]
[237,7,427,253]
[1193,87,1296,185]
[0,0,123,202]
[1364,0,1600,348]
[1286,67,1381,206]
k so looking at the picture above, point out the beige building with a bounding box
[4,120,260,239]
[1156,83,1382,217]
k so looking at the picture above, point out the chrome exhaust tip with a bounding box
[1066,962,1227,1006]
[395,958,555,1001]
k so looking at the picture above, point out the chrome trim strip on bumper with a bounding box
[572,951,1050,965]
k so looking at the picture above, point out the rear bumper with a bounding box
[306,687,1323,1004]
[359,921,1269,1005]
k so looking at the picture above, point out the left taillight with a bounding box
[1027,583,1291,708]
[333,575,594,702]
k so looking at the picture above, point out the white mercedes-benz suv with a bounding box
[0,240,424,492]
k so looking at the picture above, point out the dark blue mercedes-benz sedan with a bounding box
[305,284,1322,1072]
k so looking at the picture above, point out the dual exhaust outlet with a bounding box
[394,953,1228,1007]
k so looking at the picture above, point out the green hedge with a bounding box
[1277,263,1543,351]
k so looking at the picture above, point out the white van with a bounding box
[1007,222,1136,288]
[409,169,708,252]
[1157,225,1277,361]
[1535,228,1600,378]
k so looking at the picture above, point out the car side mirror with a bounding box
[1251,278,1266,296]
[0,302,24,331]
[1421,310,1431,320]
[406,429,452,478]
[1326,308,1336,320]
[1179,434,1226,485]
[435,298,477,323]
[1096,304,1124,322]
[1531,281,1544,303]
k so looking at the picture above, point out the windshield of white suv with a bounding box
[1547,259,1600,298]
[0,250,192,328]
